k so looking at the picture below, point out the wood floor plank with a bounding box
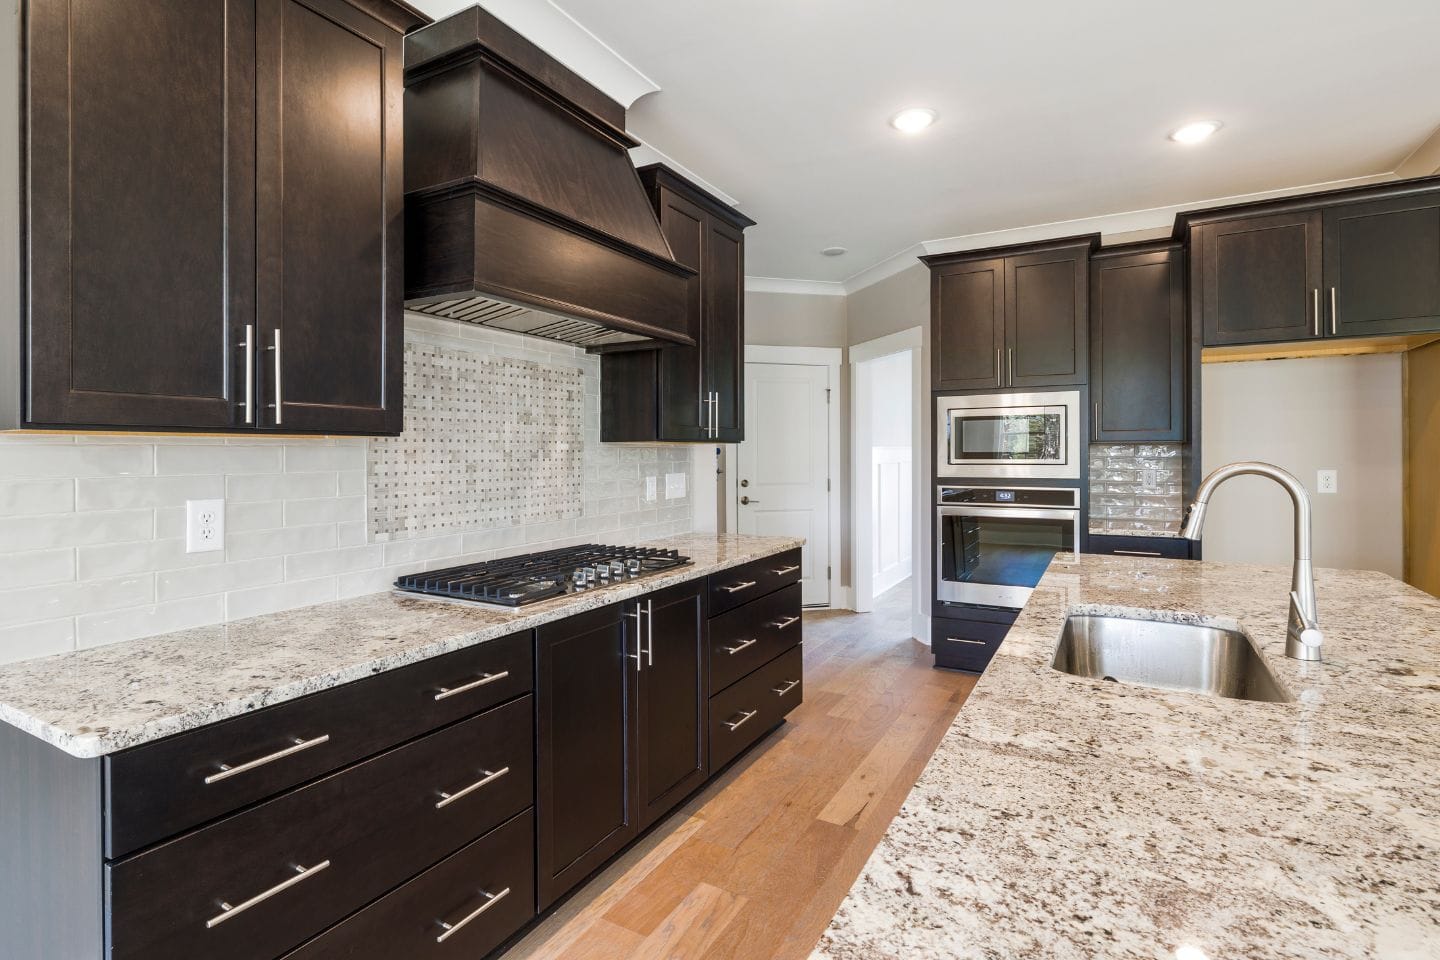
[507,582,977,960]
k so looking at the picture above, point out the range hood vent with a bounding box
[402,7,695,348]
[408,295,650,349]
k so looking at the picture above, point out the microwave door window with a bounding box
[954,412,1064,462]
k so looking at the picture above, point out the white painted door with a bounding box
[737,362,831,605]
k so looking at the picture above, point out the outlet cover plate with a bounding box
[186,499,225,553]
[1317,469,1338,494]
[644,476,657,503]
[665,472,686,500]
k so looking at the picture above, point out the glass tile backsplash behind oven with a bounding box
[1089,443,1186,534]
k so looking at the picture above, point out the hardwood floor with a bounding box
[509,581,979,960]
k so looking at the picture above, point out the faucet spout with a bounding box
[1180,461,1323,661]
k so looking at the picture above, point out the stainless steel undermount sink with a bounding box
[1052,615,1295,703]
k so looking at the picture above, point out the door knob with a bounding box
[740,479,749,488]
[740,496,759,505]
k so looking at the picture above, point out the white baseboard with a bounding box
[913,611,931,647]
[829,586,854,611]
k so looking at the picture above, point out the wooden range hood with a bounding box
[402,7,695,348]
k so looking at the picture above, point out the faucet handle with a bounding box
[1289,591,1324,649]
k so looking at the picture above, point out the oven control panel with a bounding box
[937,485,1080,508]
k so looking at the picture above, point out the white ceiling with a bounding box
[413,0,1440,289]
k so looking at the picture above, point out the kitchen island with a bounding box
[816,554,1440,960]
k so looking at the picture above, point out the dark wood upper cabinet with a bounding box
[1090,244,1186,442]
[600,166,754,443]
[1324,193,1440,338]
[1195,210,1322,347]
[1006,243,1088,387]
[21,0,255,430]
[930,258,1005,392]
[635,579,708,831]
[10,0,420,433]
[255,0,406,435]
[925,238,1092,392]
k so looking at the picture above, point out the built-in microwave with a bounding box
[935,391,1081,480]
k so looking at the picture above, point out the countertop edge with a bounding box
[3,536,805,759]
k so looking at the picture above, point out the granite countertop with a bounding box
[1088,527,1185,540]
[816,554,1440,960]
[0,534,801,759]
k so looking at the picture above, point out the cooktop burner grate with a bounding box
[395,544,691,607]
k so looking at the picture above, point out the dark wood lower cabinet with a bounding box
[535,603,636,912]
[1086,534,1194,560]
[933,606,1018,674]
[0,555,804,960]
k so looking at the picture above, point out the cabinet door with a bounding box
[932,258,1005,391]
[655,189,707,442]
[1090,248,1186,442]
[1006,245,1088,387]
[535,605,637,911]
[1324,192,1440,338]
[635,580,707,830]
[25,0,255,429]
[707,217,746,442]
[255,0,404,434]
[1197,211,1322,346]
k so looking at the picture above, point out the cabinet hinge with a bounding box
[826,478,831,492]
[827,565,832,580]
[825,388,831,403]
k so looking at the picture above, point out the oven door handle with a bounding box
[935,504,1080,523]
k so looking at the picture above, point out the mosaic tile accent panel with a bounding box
[1089,443,1186,534]
[369,342,585,538]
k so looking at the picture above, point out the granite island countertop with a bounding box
[0,534,801,759]
[816,554,1440,960]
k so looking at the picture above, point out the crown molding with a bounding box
[419,0,660,108]
[629,139,740,208]
[744,276,847,297]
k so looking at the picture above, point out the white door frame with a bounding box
[850,327,925,629]
[728,344,845,609]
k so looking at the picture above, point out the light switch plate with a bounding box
[1141,469,1161,491]
[186,499,225,553]
[645,476,657,503]
[665,472,686,500]
[1317,469,1338,494]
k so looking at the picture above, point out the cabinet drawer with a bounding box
[1086,534,1192,560]
[933,618,1010,673]
[709,644,803,771]
[708,582,802,694]
[282,809,535,960]
[708,548,802,616]
[104,630,532,858]
[107,696,534,960]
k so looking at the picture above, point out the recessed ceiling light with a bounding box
[821,246,848,257]
[890,107,937,134]
[1169,120,1223,144]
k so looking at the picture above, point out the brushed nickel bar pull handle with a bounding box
[712,392,719,437]
[772,679,800,697]
[723,637,758,655]
[240,324,255,424]
[207,860,330,928]
[1113,549,1163,557]
[947,637,986,646]
[770,616,801,631]
[434,671,509,702]
[435,887,511,944]
[770,565,800,576]
[1313,289,1320,337]
[995,347,1001,382]
[1007,347,1014,386]
[625,606,643,669]
[266,329,283,426]
[1093,401,1100,440]
[723,709,758,731]
[1330,287,1338,334]
[645,599,654,667]
[722,580,757,594]
[435,766,510,810]
[205,734,331,785]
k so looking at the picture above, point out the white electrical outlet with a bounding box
[665,472,687,500]
[186,499,225,553]
[1317,469,1339,494]
[1141,468,1161,491]
[644,476,657,503]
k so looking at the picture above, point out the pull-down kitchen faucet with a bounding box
[1180,461,1324,661]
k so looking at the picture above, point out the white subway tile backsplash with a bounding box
[0,548,77,589]
[0,320,692,666]
[1089,442,1186,534]
[0,479,75,517]
[0,442,153,479]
